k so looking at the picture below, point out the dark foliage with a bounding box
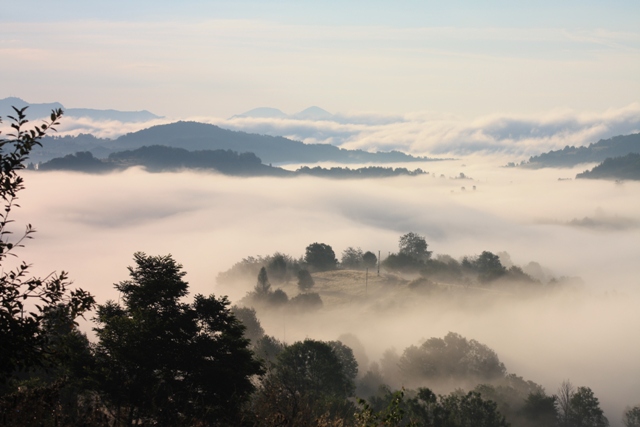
[576,153,640,181]
[297,268,315,291]
[521,132,640,168]
[362,251,378,269]
[0,107,94,387]
[341,246,364,269]
[356,387,509,427]
[232,305,265,344]
[38,151,113,172]
[462,251,507,283]
[296,165,426,178]
[304,242,338,272]
[398,332,506,388]
[289,292,323,311]
[623,405,640,427]
[252,339,356,426]
[398,232,432,261]
[383,252,427,273]
[93,252,263,426]
[45,120,433,165]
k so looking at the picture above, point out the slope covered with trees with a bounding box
[37,146,428,178]
[576,153,640,181]
[516,132,640,168]
[31,120,440,165]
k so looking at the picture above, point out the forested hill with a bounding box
[519,132,640,168]
[35,121,437,165]
[576,153,640,181]
[109,121,434,164]
[36,146,428,178]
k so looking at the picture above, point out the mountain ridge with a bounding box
[0,97,161,123]
[517,132,640,168]
[32,120,441,165]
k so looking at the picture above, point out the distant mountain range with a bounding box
[517,133,640,168]
[231,106,334,121]
[36,146,428,178]
[0,97,161,123]
[30,121,439,165]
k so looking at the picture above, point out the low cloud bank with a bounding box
[11,162,640,424]
[35,103,640,160]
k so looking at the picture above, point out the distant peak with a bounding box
[233,107,288,119]
[1,96,27,103]
[293,106,333,120]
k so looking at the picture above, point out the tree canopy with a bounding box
[398,232,432,261]
[304,242,338,272]
[398,332,506,387]
[93,252,263,426]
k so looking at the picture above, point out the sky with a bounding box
[1,0,639,120]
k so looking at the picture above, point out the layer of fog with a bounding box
[12,160,640,424]
[44,102,640,160]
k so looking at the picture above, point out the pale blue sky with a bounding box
[1,0,639,118]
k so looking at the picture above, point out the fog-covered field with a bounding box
[12,157,640,423]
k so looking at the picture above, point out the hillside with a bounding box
[32,121,438,165]
[108,121,434,165]
[37,146,427,178]
[519,132,640,168]
[576,153,640,181]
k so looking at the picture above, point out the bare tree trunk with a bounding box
[557,380,575,427]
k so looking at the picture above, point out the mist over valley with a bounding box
[3,2,640,423]
[13,150,640,424]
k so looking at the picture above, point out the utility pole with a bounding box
[365,268,368,296]
[377,250,380,276]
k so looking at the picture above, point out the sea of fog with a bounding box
[12,157,640,424]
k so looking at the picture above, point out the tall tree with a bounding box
[253,339,355,426]
[297,268,315,291]
[362,251,378,270]
[556,381,609,427]
[341,247,364,269]
[255,266,271,295]
[0,107,94,387]
[398,232,432,261]
[623,405,640,427]
[569,387,609,427]
[304,242,338,272]
[93,252,263,426]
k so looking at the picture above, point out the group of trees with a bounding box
[382,232,433,272]
[397,332,507,389]
[341,247,378,270]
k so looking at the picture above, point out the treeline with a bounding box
[33,146,427,178]
[576,153,640,181]
[217,232,574,305]
[509,132,640,169]
[33,120,436,165]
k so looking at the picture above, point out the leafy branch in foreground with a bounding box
[0,106,95,385]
